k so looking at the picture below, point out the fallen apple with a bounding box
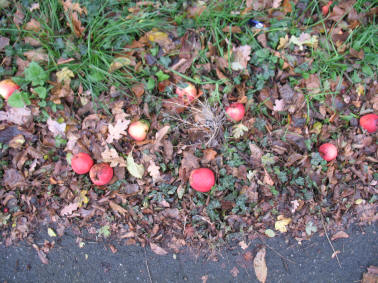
[189,168,215,193]
[322,1,333,16]
[0,79,20,100]
[176,82,197,102]
[225,103,245,122]
[71,152,94,174]
[128,120,150,141]
[89,163,113,186]
[318,143,337,161]
[359,113,378,133]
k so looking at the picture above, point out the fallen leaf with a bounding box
[277,35,289,50]
[331,231,349,241]
[232,123,248,138]
[0,36,10,50]
[56,67,74,83]
[154,125,170,150]
[127,153,145,178]
[265,229,276,237]
[272,0,282,9]
[273,99,286,112]
[203,149,217,163]
[362,266,378,283]
[101,147,126,167]
[147,160,161,181]
[179,151,199,180]
[231,45,251,71]
[109,200,127,217]
[47,118,66,137]
[106,119,130,143]
[275,215,291,233]
[60,202,79,216]
[24,48,49,62]
[253,247,267,283]
[230,266,239,278]
[132,83,145,98]
[331,250,341,259]
[290,33,318,50]
[47,228,57,237]
[263,169,275,186]
[25,18,41,32]
[29,3,40,11]
[33,245,48,264]
[290,200,300,213]
[109,57,131,72]
[70,12,85,37]
[62,0,87,14]
[13,4,24,26]
[150,242,168,255]
[239,241,249,250]
[201,275,209,283]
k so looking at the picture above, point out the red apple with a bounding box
[189,168,215,193]
[322,1,333,16]
[318,143,337,161]
[128,120,150,141]
[89,163,113,186]
[225,103,245,122]
[71,152,94,174]
[176,82,197,102]
[0,79,20,100]
[359,113,378,133]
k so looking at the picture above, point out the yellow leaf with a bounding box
[47,227,57,237]
[275,215,292,233]
[147,31,168,42]
[77,190,88,207]
[109,57,131,73]
[355,199,364,205]
[56,67,74,83]
[277,34,289,50]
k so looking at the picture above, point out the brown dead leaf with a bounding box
[101,147,126,167]
[153,125,170,150]
[362,266,378,283]
[60,202,79,216]
[150,243,168,255]
[24,37,41,47]
[231,45,251,71]
[179,151,200,180]
[47,118,66,137]
[71,12,85,37]
[0,36,9,50]
[25,19,41,32]
[230,266,239,278]
[273,99,286,112]
[253,247,267,283]
[147,160,161,181]
[263,169,274,186]
[201,275,209,283]
[109,200,127,217]
[61,0,87,15]
[203,149,217,163]
[331,231,349,241]
[13,4,24,26]
[282,0,292,13]
[0,107,33,126]
[304,74,321,95]
[222,26,242,33]
[106,119,130,144]
[30,3,40,11]
[24,48,48,62]
[132,83,145,98]
[3,169,26,188]
[33,244,48,264]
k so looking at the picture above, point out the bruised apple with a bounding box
[128,120,150,141]
[225,103,245,122]
[189,168,215,193]
[318,143,337,161]
[0,79,20,100]
[71,152,94,174]
[359,113,378,133]
[89,163,113,186]
[176,82,197,102]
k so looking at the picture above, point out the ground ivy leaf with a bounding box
[127,153,145,178]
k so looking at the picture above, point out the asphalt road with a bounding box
[0,224,376,283]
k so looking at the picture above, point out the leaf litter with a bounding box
[0,0,376,271]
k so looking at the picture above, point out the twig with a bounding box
[320,214,342,268]
[144,247,153,283]
[259,237,296,264]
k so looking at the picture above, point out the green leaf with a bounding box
[127,153,145,178]
[97,225,111,238]
[147,77,155,90]
[34,86,47,99]
[155,70,170,82]
[305,221,317,236]
[7,91,30,108]
[232,123,248,138]
[24,62,48,86]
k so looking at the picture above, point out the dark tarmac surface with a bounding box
[0,224,376,283]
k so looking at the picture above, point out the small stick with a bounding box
[144,248,153,283]
[320,214,342,268]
